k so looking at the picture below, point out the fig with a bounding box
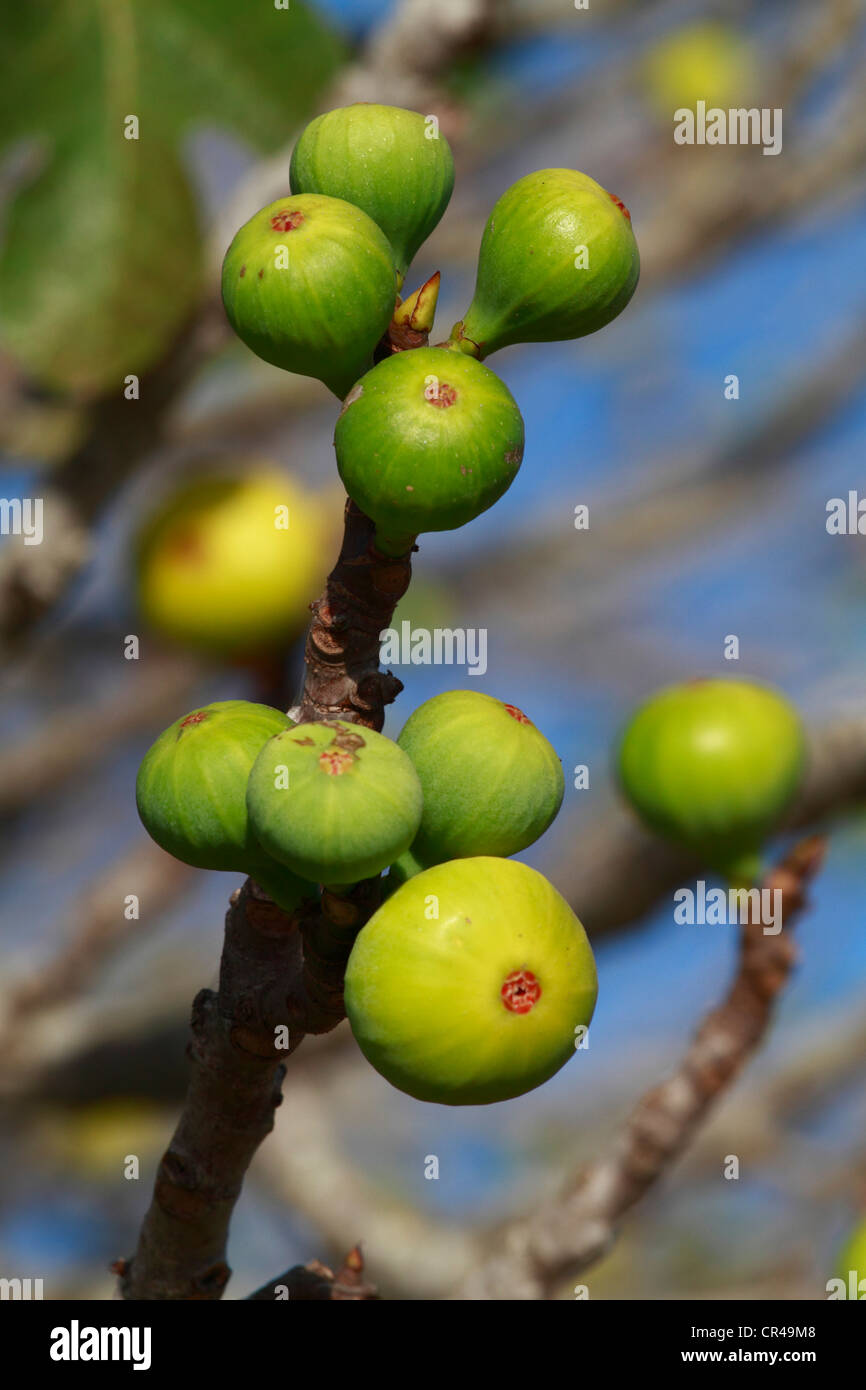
[290,103,455,284]
[135,470,330,657]
[221,194,397,398]
[135,700,314,912]
[246,720,423,886]
[333,346,524,555]
[617,678,806,883]
[450,168,639,359]
[395,690,564,872]
[344,857,598,1105]
[642,22,759,118]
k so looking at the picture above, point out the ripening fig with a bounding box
[394,690,564,877]
[221,194,397,398]
[333,346,524,555]
[617,678,806,883]
[344,857,598,1105]
[135,470,331,657]
[290,103,455,284]
[642,22,759,119]
[450,169,639,359]
[246,720,423,886]
[135,701,315,913]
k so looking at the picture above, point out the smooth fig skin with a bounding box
[290,103,455,284]
[344,857,598,1106]
[450,168,640,359]
[334,346,524,555]
[135,700,315,913]
[221,194,397,398]
[397,690,565,869]
[246,720,423,886]
[617,678,806,882]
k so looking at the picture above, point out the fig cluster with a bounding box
[221,101,640,555]
[155,104,650,1108]
[136,688,594,1106]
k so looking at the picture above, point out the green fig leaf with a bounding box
[0,0,345,396]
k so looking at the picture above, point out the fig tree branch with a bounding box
[459,836,826,1299]
[121,491,414,1297]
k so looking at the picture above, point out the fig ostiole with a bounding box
[221,194,397,399]
[344,857,598,1106]
[396,689,565,869]
[334,346,524,556]
[450,168,640,359]
[616,678,806,884]
[135,700,316,914]
[245,720,423,887]
[290,103,455,285]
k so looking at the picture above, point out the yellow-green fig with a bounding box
[345,857,598,1105]
[221,194,397,397]
[135,470,331,657]
[617,678,806,882]
[135,700,315,913]
[451,168,639,359]
[334,346,524,555]
[393,690,564,878]
[290,103,454,284]
[246,720,422,886]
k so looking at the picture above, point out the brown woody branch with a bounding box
[120,493,412,1298]
[298,499,413,728]
[459,836,826,1299]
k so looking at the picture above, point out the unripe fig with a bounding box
[395,690,564,873]
[345,857,598,1105]
[333,346,524,555]
[135,470,331,657]
[221,194,397,398]
[246,720,423,886]
[617,678,806,883]
[135,700,314,913]
[290,103,455,284]
[450,169,639,359]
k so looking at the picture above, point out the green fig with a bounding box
[333,346,524,555]
[393,690,564,879]
[450,168,639,359]
[221,194,397,398]
[246,720,423,887]
[290,103,455,284]
[135,701,315,913]
[344,857,598,1105]
[617,678,806,883]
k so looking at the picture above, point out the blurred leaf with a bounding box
[0,0,345,396]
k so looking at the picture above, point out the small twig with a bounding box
[459,837,826,1299]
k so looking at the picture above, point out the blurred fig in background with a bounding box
[641,22,759,119]
[134,468,332,657]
